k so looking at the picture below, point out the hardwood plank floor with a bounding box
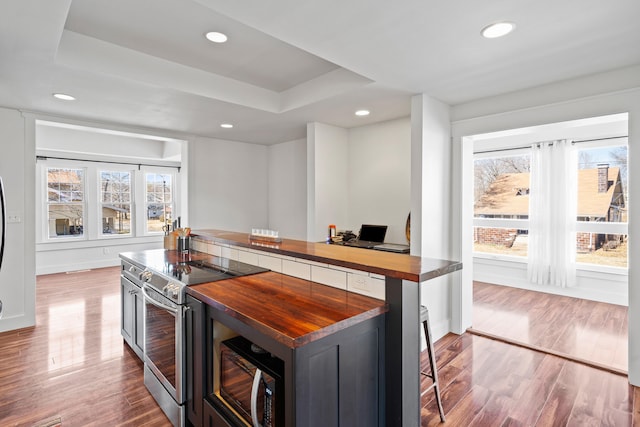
[472,281,628,373]
[0,267,171,427]
[0,268,637,426]
[421,333,636,426]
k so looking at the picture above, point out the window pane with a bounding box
[576,146,627,223]
[576,145,627,267]
[474,155,531,219]
[145,173,173,233]
[47,168,84,238]
[146,203,171,232]
[48,204,83,237]
[576,233,627,268]
[101,171,132,236]
[474,227,528,257]
[102,204,131,235]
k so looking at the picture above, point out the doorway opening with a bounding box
[467,113,629,373]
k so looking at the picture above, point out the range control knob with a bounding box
[140,270,153,282]
[163,282,181,300]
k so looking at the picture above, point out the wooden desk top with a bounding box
[192,229,462,282]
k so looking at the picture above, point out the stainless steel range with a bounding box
[129,253,269,427]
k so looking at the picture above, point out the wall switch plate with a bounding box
[7,213,21,223]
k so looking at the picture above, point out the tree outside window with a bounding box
[146,173,173,233]
[47,168,84,238]
[100,171,132,235]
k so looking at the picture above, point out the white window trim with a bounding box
[139,166,179,237]
[98,166,135,238]
[36,159,181,243]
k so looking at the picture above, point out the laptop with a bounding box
[344,224,388,249]
[373,243,410,254]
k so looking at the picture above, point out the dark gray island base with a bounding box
[185,272,387,427]
[191,230,463,427]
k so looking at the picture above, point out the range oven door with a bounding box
[142,284,184,405]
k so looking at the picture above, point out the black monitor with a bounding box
[358,224,387,243]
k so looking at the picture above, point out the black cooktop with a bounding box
[163,257,270,286]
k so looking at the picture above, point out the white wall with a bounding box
[0,108,36,332]
[267,138,307,240]
[306,122,349,242]
[36,123,183,163]
[188,136,268,232]
[411,95,457,338]
[34,121,186,274]
[347,117,411,244]
[450,67,640,384]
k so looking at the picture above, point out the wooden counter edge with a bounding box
[191,229,462,283]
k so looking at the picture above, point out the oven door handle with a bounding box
[251,368,263,427]
[141,284,179,315]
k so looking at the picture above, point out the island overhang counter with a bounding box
[190,229,463,426]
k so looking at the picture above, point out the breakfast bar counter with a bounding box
[191,229,462,426]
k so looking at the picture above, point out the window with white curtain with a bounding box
[473,138,628,270]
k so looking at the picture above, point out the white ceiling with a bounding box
[1,0,639,145]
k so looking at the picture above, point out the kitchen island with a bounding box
[190,229,463,427]
[121,248,388,427]
[187,268,387,427]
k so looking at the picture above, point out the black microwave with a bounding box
[218,336,284,427]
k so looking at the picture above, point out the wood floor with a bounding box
[472,281,628,374]
[0,267,170,427]
[420,281,634,426]
[0,268,637,426]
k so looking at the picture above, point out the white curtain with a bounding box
[527,140,577,287]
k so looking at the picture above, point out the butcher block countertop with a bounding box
[186,270,387,349]
[192,229,462,282]
[120,248,387,349]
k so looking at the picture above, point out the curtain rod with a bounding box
[474,135,628,155]
[36,155,181,172]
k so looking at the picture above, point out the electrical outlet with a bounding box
[103,247,110,254]
[351,275,371,292]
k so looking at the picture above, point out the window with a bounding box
[38,160,179,242]
[145,173,173,233]
[100,171,132,235]
[473,153,530,257]
[575,144,627,267]
[47,168,85,238]
[473,140,628,269]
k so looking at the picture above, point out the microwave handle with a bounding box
[251,368,263,427]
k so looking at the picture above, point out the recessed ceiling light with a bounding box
[355,110,370,116]
[53,93,76,101]
[481,22,515,39]
[220,123,233,129]
[205,31,228,43]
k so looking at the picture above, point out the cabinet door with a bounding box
[120,276,134,344]
[186,295,204,426]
